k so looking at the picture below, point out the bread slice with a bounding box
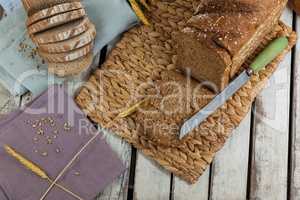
[39,42,94,63]
[175,0,287,91]
[32,17,90,44]
[48,53,93,77]
[26,2,83,26]
[28,9,85,35]
[21,0,80,16]
[38,23,96,53]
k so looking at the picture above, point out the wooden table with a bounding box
[0,6,299,200]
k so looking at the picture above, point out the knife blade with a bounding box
[179,37,289,139]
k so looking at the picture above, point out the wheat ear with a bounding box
[117,99,147,118]
[129,0,150,26]
[4,145,84,200]
[4,145,48,179]
[40,99,147,200]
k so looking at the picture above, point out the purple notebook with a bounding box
[0,85,125,200]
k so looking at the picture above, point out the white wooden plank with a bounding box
[249,8,293,200]
[134,153,171,200]
[0,83,19,113]
[97,132,132,200]
[210,113,251,200]
[290,14,300,200]
[0,83,10,108]
[173,167,210,200]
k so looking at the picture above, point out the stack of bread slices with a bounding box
[21,0,96,77]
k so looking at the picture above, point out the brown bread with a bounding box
[28,8,85,35]
[38,23,96,53]
[26,2,83,26]
[32,17,90,44]
[48,53,93,76]
[176,0,287,91]
[21,0,80,16]
[38,42,93,63]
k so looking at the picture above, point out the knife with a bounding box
[179,37,289,139]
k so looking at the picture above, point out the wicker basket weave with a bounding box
[75,0,297,183]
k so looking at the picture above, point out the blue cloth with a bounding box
[0,0,138,96]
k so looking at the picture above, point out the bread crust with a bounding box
[38,23,96,53]
[39,42,94,63]
[28,8,85,35]
[21,0,80,16]
[176,0,288,91]
[48,53,93,76]
[26,2,83,26]
[32,17,90,44]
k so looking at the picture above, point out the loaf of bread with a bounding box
[32,17,90,44]
[22,0,80,16]
[38,23,96,53]
[48,53,93,77]
[38,42,93,62]
[22,0,96,77]
[175,0,287,91]
[26,2,83,26]
[27,8,86,34]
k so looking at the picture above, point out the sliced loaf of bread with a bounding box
[176,0,287,91]
[39,42,93,62]
[48,53,93,76]
[22,0,80,16]
[28,8,85,35]
[26,2,83,26]
[32,17,90,44]
[38,23,96,53]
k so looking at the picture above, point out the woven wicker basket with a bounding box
[76,0,297,183]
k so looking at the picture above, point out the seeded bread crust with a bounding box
[38,42,93,63]
[48,53,93,77]
[176,0,287,91]
[38,23,96,53]
[26,2,83,26]
[28,8,85,35]
[32,17,90,44]
[22,0,80,16]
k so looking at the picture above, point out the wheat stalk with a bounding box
[40,99,148,200]
[129,0,150,26]
[4,145,84,200]
[139,0,150,11]
[117,99,147,118]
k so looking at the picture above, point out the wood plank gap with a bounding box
[288,12,297,200]
[246,102,257,200]
[208,163,213,200]
[169,174,174,200]
[209,113,251,200]
[127,147,137,200]
[249,9,292,198]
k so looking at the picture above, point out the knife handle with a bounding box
[250,37,288,73]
